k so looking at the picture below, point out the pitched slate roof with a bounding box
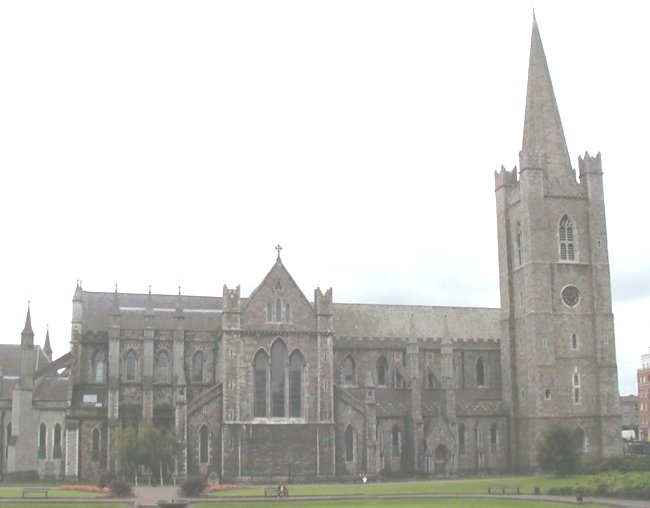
[0,345,49,377]
[332,303,500,340]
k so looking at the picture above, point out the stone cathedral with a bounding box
[1,17,622,482]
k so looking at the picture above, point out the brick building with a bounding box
[1,16,622,481]
[638,349,650,442]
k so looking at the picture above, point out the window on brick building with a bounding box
[38,423,46,459]
[92,349,105,383]
[343,356,355,386]
[53,423,62,459]
[254,350,268,418]
[573,370,581,404]
[125,350,137,381]
[271,340,287,417]
[377,356,388,387]
[345,425,355,461]
[571,333,578,350]
[559,214,577,261]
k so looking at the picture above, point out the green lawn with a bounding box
[207,476,594,497]
[0,487,105,498]
[195,500,602,508]
[0,505,130,508]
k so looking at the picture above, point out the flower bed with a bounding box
[60,485,110,494]
[204,484,249,493]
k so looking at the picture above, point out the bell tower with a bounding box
[495,15,621,469]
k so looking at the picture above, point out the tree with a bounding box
[536,422,582,476]
[113,420,183,486]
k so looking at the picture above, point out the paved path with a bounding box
[134,485,182,508]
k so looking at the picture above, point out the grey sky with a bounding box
[1,1,648,396]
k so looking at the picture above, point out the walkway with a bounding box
[134,486,181,508]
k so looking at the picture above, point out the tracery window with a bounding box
[38,423,46,459]
[345,425,354,461]
[125,350,137,381]
[156,350,171,383]
[377,356,388,387]
[199,424,210,463]
[343,356,355,386]
[254,351,268,418]
[192,350,204,383]
[476,356,485,387]
[92,349,105,383]
[559,214,577,261]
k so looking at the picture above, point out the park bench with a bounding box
[22,486,50,498]
[488,484,520,495]
[264,486,289,497]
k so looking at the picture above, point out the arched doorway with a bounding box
[433,444,449,477]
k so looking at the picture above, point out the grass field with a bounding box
[194,500,602,508]
[207,475,595,497]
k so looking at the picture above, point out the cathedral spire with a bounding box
[521,14,573,181]
[44,325,52,360]
[21,302,34,347]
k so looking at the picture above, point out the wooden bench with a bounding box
[264,486,289,497]
[488,484,520,495]
[22,487,50,498]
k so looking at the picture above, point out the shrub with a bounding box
[97,470,117,488]
[108,479,132,497]
[180,476,207,497]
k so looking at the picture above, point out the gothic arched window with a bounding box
[573,370,581,403]
[571,333,578,350]
[199,424,210,463]
[458,423,466,455]
[125,350,137,382]
[92,349,105,383]
[254,350,269,418]
[345,425,354,461]
[515,221,523,266]
[53,423,62,459]
[343,356,355,386]
[289,351,304,418]
[271,340,287,417]
[38,423,46,459]
[377,356,388,387]
[275,299,282,323]
[559,214,577,261]
[476,356,485,387]
[267,303,273,322]
[285,303,291,323]
[192,350,204,383]
[391,425,401,457]
[156,350,170,383]
[91,428,101,461]
[490,423,498,453]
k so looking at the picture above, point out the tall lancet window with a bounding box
[515,221,523,266]
[156,350,170,383]
[573,369,581,404]
[271,340,287,417]
[92,349,105,383]
[476,356,486,387]
[125,350,137,381]
[289,351,304,417]
[254,351,268,418]
[559,214,576,261]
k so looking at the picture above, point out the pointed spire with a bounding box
[22,302,34,346]
[175,286,184,318]
[521,14,573,181]
[110,284,121,317]
[145,285,154,317]
[44,325,52,360]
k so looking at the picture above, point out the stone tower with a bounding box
[495,15,622,469]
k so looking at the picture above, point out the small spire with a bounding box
[275,244,283,262]
[111,284,121,317]
[22,302,35,346]
[145,285,154,317]
[44,325,52,360]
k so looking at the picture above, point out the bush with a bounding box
[108,479,132,497]
[97,470,117,488]
[578,454,650,474]
[179,476,207,497]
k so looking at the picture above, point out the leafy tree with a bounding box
[536,422,582,476]
[113,420,183,486]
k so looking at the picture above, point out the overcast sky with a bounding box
[1,1,648,396]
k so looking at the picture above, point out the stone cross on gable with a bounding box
[276,244,282,261]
